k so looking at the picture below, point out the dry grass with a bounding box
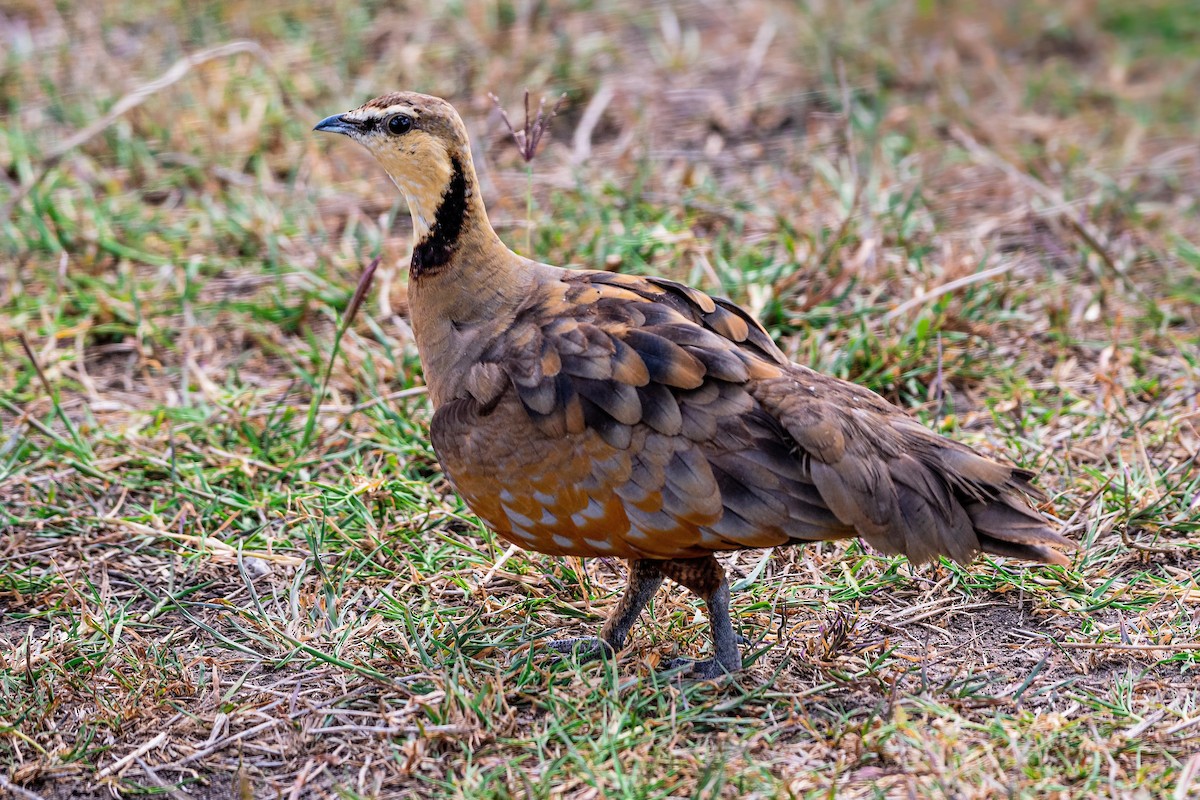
[2,0,1199,797]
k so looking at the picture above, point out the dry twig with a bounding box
[2,41,274,221]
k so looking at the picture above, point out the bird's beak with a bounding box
[313,114,357,136]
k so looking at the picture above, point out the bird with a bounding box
[314,92,1075,679]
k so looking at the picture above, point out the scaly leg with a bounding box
[659,555,742,679]
[549,559,663,662]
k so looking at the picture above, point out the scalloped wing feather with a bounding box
[429,268,1072,566]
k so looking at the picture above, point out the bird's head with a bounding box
[315,91,475,245]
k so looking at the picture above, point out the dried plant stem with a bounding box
[489,90,567,254]
[0,775,48,800]
[18,334,88,456]
[883,261,1021,323]
[525,166,534,253]
[2,41,273,222]
[299,257,381,453]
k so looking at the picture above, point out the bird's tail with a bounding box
[891,428,1076,567]
[965,468,1073,567]
[760,380,1076,568]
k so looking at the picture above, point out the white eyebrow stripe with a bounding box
[379,104,418,117]
[348,104,417,121]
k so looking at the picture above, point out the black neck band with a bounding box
[411,156,468,277]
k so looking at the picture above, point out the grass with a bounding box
[1,0,1199,797]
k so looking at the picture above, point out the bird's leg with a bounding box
[658,555,742,679]
[548,559,663,662]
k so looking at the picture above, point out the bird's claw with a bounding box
[546,636,616,664]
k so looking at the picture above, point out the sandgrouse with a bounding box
[315,92,1075,679]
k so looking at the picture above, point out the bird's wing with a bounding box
[435,269,1071,565]
[429,270,855,557]
[495,270,786,442]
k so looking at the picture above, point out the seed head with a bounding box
[489,90,568,163]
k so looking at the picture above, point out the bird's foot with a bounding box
[660,654,740,680]
[547,636,616,664]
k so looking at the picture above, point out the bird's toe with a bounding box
[660,655,739,681]
[547,636,616,664]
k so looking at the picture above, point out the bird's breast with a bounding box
[428,392,726,559]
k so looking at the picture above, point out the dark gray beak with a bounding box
[313,114,357,136]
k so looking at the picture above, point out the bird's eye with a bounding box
[386,115,413,135]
